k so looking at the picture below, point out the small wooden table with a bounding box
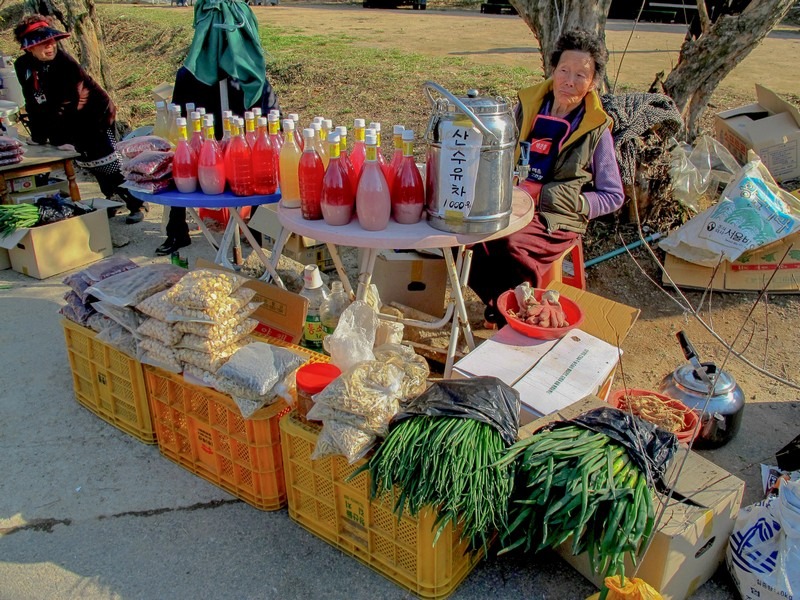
[0,144,81,204]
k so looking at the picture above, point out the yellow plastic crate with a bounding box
[145,339,328,511]
[280,413,482,599]
[61,318,155,444]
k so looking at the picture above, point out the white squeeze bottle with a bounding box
[356,133,391,231]
[279,119,302,208]
[299,264,330,352]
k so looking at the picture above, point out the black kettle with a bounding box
[658,331,745,449]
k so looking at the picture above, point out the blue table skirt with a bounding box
[129,188,281,208]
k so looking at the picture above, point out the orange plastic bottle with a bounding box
[356,134,391,231]
[197,118,225,195]
[228,119,254,196]
[279,119,302,208]
[298,128,325,220]
[321,133,354,226]
[391,129,425,224]
[350,118,366,183]
[173,117,197,194]
[251,116,278,195]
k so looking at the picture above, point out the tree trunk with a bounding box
[662,0,794,140]
[509,0,612,82]
[28,0,114,95]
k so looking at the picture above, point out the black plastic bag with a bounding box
[36,195,90,225]
[389,376,520,445]
[777,433,800,472]
[544,406,678,488]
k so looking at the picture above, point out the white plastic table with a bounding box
[272,188,534,376]
[130,188,283,286]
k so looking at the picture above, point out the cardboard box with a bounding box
[520,397,746,600]
[11,178,70,204]
[0,247,9,270]
[662,230,800,293]
[195,258,308,344]
[714,85,800,183]
[370,249,447,317]
[452,282,640,425]
[0,203,113,279]
[248,204,333,271]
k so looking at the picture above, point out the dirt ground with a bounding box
[248,4,800,510]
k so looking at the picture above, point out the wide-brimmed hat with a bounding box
[19,19,70,51]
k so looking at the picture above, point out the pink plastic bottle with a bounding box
[298,128,325,220]
[173,117,197,194]
[350,118,366,184]
[197,118,225,195]
[228,119,253,197]
[356,134,391,231]
[388,124,405,192]
[391,129,425,224]
[321,133,354,226]
[251,116,278,195]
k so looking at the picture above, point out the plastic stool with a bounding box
[540,239,586,290]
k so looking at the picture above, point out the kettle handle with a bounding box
[677,331,699,363]
[422,81,500,145]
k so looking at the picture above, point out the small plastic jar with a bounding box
[295,363,341,421]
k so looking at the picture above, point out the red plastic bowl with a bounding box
[496,288,585,340]
[609,388,700,444]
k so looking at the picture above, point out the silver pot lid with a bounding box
[446,91,511,115]
[672,362,737,396]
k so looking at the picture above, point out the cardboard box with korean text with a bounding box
[518,397,746,600]
[0,200,118,279]
[194,258,308,344]
[714,85,800,183]
[248,204,333,271]
[662,230,800,293]
[369,249,448,318]
[453,282,640,425]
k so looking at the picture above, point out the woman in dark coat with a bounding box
[13,15,145,223]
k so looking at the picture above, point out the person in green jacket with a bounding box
[468,29,624,326]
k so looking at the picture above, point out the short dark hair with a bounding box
[549,29,608,82]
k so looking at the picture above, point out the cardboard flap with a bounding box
[547,282,640,345]
[0,228,27,250]
[747,111,798,146]
[716,101,764,121]
[756,84,800,127]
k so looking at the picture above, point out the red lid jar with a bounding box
[295,363,341,421]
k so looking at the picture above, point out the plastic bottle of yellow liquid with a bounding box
[279,119,302,208]
[153,100,170,139]
[167,104,182,147]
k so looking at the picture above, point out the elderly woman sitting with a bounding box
[468,28,624,325]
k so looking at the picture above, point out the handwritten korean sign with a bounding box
[436,120,483,220]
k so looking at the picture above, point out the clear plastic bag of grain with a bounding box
[135,289,176,321]
[373,343,430,401]
[312,361,404,418]
[311,420,376,464]
[137,335,182,372]
[183,364,219,389]
[165,288,257,323]
[136,317,183,346]
[96,321,137,358]
[164,269,249,310]
[85,264,185,307]
[177,329,252,353]
[94,300,143,333]
[173,305,259,337]
[306,402,394,437]
[175,341,245,373]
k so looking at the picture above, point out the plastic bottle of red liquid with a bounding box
[298,128,325,220]
[335,125,356,196]
[321,133,354,226]
[392,129,425,224]
[244,111,257,148]
[173,117,197,193]
[251,116,278,195]
[188,111,204,157]
[350,118,366,184]
[198,118,225,195]
[356,134,391,231]
[223,117,237,188]
[228,118,254,196]
[387,124,405,193]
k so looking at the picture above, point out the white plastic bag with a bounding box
[660,155,800,267]
[85,264,186,307]
[323,301,378,371]
[727,479,800,600]
[669,135,740,213]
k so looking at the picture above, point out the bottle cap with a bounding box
[252,107,262,116]
[369,122,381,132]
[393,125,405,135]
[323,118,333,130]
[331,280,344,293]
[402,129,414,141]
[223,110,233,118]
[155,100,165,108]
[289,113,300,122]
[176,117,187,126]
[303,264,323,289]
[198,107,207,115]
[295,363,342,395]
[257,116,267,127]
[303,127,315,139]
[310,122,321,131]
[365,134,377,146]
[365,128,376,138]
[313,116,324,124]
[328,133,340,144]
[169,103,180,112]
[336,125,347,136]
[190,111,200,120]
[245,111,254,120]
[185,102,195,111]
[269,109,281,117]
[268,112,279,122]
[237,117,245,127]
[354,118,366,128]
[283,119,295,131]
[204,116,214,126]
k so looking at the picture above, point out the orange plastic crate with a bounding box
[280,413,482,599]
[61,318,155,444]
[145,340,328,511]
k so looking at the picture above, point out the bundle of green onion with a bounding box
[0,204,39,237]
[361,415,514,552]
[497,425,655,581]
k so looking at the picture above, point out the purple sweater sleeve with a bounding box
[585,129,624,219]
